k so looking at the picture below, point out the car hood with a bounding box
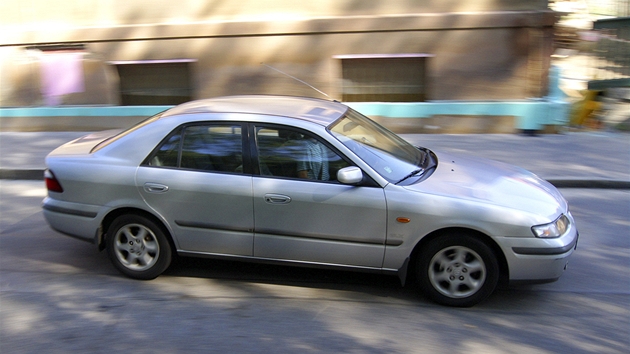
[404,151,567,217]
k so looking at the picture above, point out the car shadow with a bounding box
[161,256,549,308]
[163,256,423,302]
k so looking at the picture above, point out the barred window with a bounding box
[111,59,195,105]
[334,54,432,102]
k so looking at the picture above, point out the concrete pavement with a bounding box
[0,130,629,188]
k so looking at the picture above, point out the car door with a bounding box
[251,125,387,268]
[136,123,254,256]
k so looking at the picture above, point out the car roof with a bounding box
[160,95,349,126]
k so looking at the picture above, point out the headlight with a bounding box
[532,214,570,238]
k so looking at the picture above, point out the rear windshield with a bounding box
[91,112,165,153]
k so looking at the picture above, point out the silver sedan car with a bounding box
[43,95,578,307]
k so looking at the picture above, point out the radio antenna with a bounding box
[261,63,331,99]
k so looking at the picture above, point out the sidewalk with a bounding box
[1,131,629,188]
[402,132,630,189]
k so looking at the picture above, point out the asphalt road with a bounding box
[0,181,629,353]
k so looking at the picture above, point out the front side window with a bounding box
[147,124,243,173]
[255,126,349,182]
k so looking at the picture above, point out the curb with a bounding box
[547,179,630,189]
[2,168,630,189]
[0,169,45,181]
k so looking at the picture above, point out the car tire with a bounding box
[417,233,499,307]
[106,214,172,280]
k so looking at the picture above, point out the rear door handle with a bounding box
[264,193,291,204]
[144,183,169,193]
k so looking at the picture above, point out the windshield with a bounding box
[329,108,428,183]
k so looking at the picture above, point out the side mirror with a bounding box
[337,166,363,185]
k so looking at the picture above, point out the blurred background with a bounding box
[0,0,628,133]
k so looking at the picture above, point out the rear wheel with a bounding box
[106,214,172,280]
[417,233,499,307]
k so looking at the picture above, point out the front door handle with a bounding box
[264,193,291,204]
[144,183,169,193]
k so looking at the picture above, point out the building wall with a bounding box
[0,0,555,107]
[0,0,551,28]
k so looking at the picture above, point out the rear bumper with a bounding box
[42,197,101,243]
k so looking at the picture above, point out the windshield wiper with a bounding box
[396,168,424,184]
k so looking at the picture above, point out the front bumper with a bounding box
[498,217,578,282]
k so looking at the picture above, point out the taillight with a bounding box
[44,169,64,193]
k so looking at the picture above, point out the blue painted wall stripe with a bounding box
[0,100,569,130]
[0,106,172,118]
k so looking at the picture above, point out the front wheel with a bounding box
[417,233,499,307]
[106,214,172,280]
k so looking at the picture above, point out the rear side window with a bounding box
[145,124,244,174]
[151,128,182,168]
